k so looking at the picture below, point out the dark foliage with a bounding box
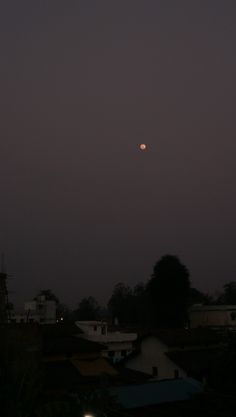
[216,281,236,305]
[188,287,213,306]
[35,289,60,305]
[146,255,190,328]
[74,296,101,320]
[108,282,147,325]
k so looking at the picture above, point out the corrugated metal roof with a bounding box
[110,378,203,409]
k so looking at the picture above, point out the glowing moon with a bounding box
[139,143,147,151]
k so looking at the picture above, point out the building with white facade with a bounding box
[11,295,56,324]
[189,305,236,329]
[123,328,223,381]
[75,320,137,362]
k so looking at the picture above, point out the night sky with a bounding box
[1,1,236,308]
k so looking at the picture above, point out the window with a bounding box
[152,366,158,377]
[174,369,179,379]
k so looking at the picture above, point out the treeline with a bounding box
[35,254,236,328]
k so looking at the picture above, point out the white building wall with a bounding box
[125,336,186,380]
[11,297,56,324]
[102,341,134,362]
[25,301,37,311]
[76,321,137,362]
[76,321,107,336]
[190,307,236,328]
[44,300,56,323]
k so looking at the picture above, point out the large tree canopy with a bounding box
[107,282,148,325]
[188,287,213,306]
[74,296,100,321]
[147,255,191,328]
[35,289,59,305]
[217,282,236,305]
[108,283,133,324]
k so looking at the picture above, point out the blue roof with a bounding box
[110,378,203,409]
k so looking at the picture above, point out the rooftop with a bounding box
[190,305,236,311]
[85,332,137,343]
[76,320,106,326]
[41,322,82,339]
[110,378,203,409]
[72,357,118,376]
[43,335,105,356]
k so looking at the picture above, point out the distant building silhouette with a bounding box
[11,294,56,324]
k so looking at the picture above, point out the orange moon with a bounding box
[139,143,147,151]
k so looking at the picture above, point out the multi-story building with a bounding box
[76,320,137,362]
[11,295,56,324]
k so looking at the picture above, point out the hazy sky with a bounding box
[1,1,236,308]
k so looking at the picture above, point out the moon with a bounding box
[139,143,147,151]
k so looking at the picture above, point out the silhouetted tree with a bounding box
[217,281,236,305]
[188,287,213,306]
[208,333,236,395]
[0,325,42,417]
[130,283,148,324]
[108,283,132,324]
[74,296,100,320]
[35,289,59,305]
[146,255,190,328]
[108,282,147,325]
